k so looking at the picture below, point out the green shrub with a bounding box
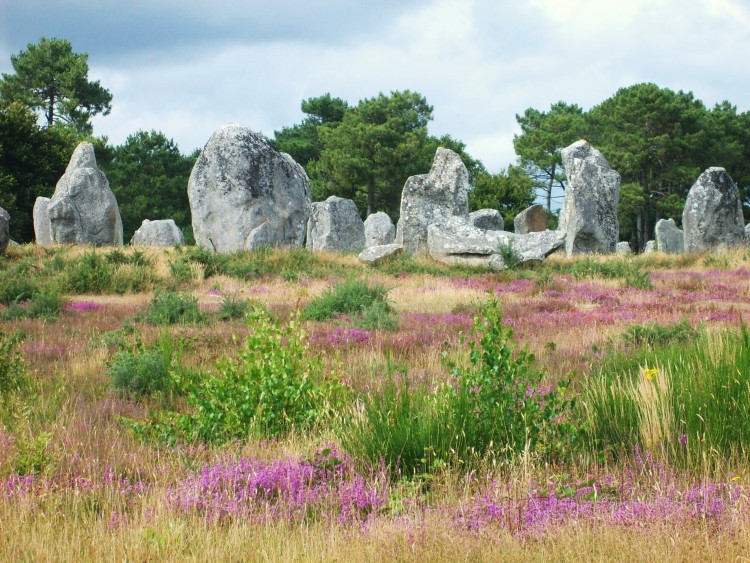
[144,290,204,325]
[497,240,521,269]
[109,331,188,398]
[154,309,342,441]
[0,289,64,321]
[65,251,115,294]
[355,301,399,331]
[302,278,390,321]
[623,320,697,348]
[217,293,251,321]
[338,301,575,477]
[0,274,38,305]
[13,431,55,476]
[0,330,28,396]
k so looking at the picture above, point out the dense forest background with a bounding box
[1,38,748,248]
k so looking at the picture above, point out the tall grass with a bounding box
[585,324,750,466]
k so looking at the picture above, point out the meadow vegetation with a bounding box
[2,242,750,560]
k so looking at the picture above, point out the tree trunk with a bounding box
[46,94,54,128]
[367,181,375,216]
[546,163,555,211]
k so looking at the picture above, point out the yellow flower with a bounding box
[643,368,658,381]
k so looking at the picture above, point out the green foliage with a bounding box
[497,240,521,269]
[217,293,252,321]
[585,325,750,466]
[302,278,391,321]
[354,301,399,331]
[1,289,64,321]
[445,302,574,460]
[0,260,38,304]
[169,309,341,441]
[0,37,112,132]
[315,90,434,217]
[144,290,204,325]
[623,320,698,349]
[104,130,196,241]
[13,431,55,476]
[513,101,587,211]
[468,167,535,229]
[109,331,190,398]
[0,330,28,396]
[64,251,115,294]
[339,301,575,477]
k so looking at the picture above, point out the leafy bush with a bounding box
[355,301,399,331]
[0,273,37,304]
[153,309,342,441]
[0,330,28,396]
[13,431,55,475]
[217,293,252,321]
[0,289,64,321]
[623,320,697,348]
[302,278,391,321]
[109,331,189,398]
[338,301,575,477]
[144,290,204,325]
[65,251,115,294]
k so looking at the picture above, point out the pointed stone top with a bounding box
[67,142,97,171]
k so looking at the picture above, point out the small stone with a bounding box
[364,212,395,248]
[644,240,656,253]
[654,218,684,254]
[616,241,632,254]
[131,219,185,247]
[358,244,404,263]
[33,197,52,245]
[470,209,504,231]
[514,204,548,234]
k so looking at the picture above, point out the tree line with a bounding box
[1,38,748,249]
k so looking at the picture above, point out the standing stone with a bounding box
[131,219,185,247]
[33,197,52,245]
[644,240,656,253]
[188,123,311,253]
[559,140,620,256]
[616,241,632,254]
[307,196,365,252]
[654,218,684,254]
[746,223,750,240]
[364,211,395,248]
[514,204,548,234]
[48,142,123,246]
[395,148,469,254]
[358,243,404,264]
[470,209,504,231]
[683,168,745,252]
[0,207,10,254]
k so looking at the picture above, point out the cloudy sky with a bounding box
[1,0,749,172]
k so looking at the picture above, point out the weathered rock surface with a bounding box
[427,216,565,270]
[33,197,52,245]
[654,218,684,254]
[47,142,123,246]
[470,209,504,231]
[514,204,548,234]
[307,196,365,252]
[746,223,750,240]
[559,140,620,256]
[188,123,311,253]
[364,212,395,248]
[0,207,10,254]
[644,240,656,253]
[682,168,745,252]
[395,148,469,254]
[358,244,404,264]
[131,219,185,247]
[616,241,632,254]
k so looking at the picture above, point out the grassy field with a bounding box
[2,243,750,561]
